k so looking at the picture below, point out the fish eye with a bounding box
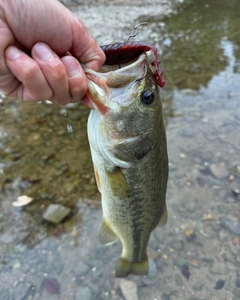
[141,90,154,105]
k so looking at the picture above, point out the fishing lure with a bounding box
[100,23,166,88]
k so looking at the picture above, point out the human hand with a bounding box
[0,0,105,105]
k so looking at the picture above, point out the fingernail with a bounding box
[34,43,53,61]
[6,47,21,60]
[64,58,81,77]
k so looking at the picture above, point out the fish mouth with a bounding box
[83,52,147,115]
[82,95,94,110]
[85,73,108,115]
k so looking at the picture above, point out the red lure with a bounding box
[100,41,166,88]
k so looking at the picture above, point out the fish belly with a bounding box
[88,111,168,278]
[101,147,167,277]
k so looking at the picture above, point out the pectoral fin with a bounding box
[106,168,130,199]
[94,165,102,193]
[99,219,118,245]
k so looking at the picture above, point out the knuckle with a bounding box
[69,77,87,96]
[22,63,39,81]
[24,87,53,101]
[51,65,66,82]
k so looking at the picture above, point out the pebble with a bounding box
[232,188,240,198]
[154,229,165,242]
[214,279,225,290]
[174,257,188,268]
[175,273,183,286]
[203,239,221,258]
[147,247,158,259]
[138,287,153,300]
[0,289,11,300]
[230,164,240,177]
[75,286,93,300]
[185,229,196,242]
[233,288,240,298]
[51,257,64,275]
[220,217,240,235]
[169,295,179,300]
[171,240,183,250]
[119,279,139,300]
[235,278,240,288]
[148,259,157,278]
[182,198,197,212]
[74,261,90,277]
[209,163,229,179]
[210,262,227,275]
[192,281,203,291]
[14,282,32,300]
[43,204,71,224]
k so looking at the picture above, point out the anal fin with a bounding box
[158,204,168,226]
[99,219,118,245]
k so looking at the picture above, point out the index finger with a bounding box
[0,19,16,94]
[70,20,105,71]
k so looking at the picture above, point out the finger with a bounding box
[70,21,105,71]
[32,42,73,106]
[5,46,53,100]
[61,55,87,103]
[0,21,15,95]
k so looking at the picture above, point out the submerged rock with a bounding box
[75,286,93,300]
[232,188,240,198]
[230,164,240,178]
[220,217,240,235]
[0,289,11,300]
[209,163,229,179]
[210,262,227,275]
[43,204,71,224]
[148,258,157,278]
[119,279,139,300]
[214,279,225,290]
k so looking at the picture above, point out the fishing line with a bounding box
[160,64,176,89]
[126,22,148,42]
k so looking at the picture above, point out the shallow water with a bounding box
[0,0,240,299]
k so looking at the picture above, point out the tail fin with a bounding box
[115,258,149,278]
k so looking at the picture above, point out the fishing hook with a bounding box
[126,22,148,42]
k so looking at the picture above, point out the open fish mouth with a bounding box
[82,41,165,114]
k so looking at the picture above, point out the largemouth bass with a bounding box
[84,42,168,277]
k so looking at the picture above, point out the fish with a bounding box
[83,41,168,278]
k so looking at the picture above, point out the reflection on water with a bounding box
[0,0,240,299]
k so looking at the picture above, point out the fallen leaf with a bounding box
[43,278,60,295]
[181,264,190,279]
